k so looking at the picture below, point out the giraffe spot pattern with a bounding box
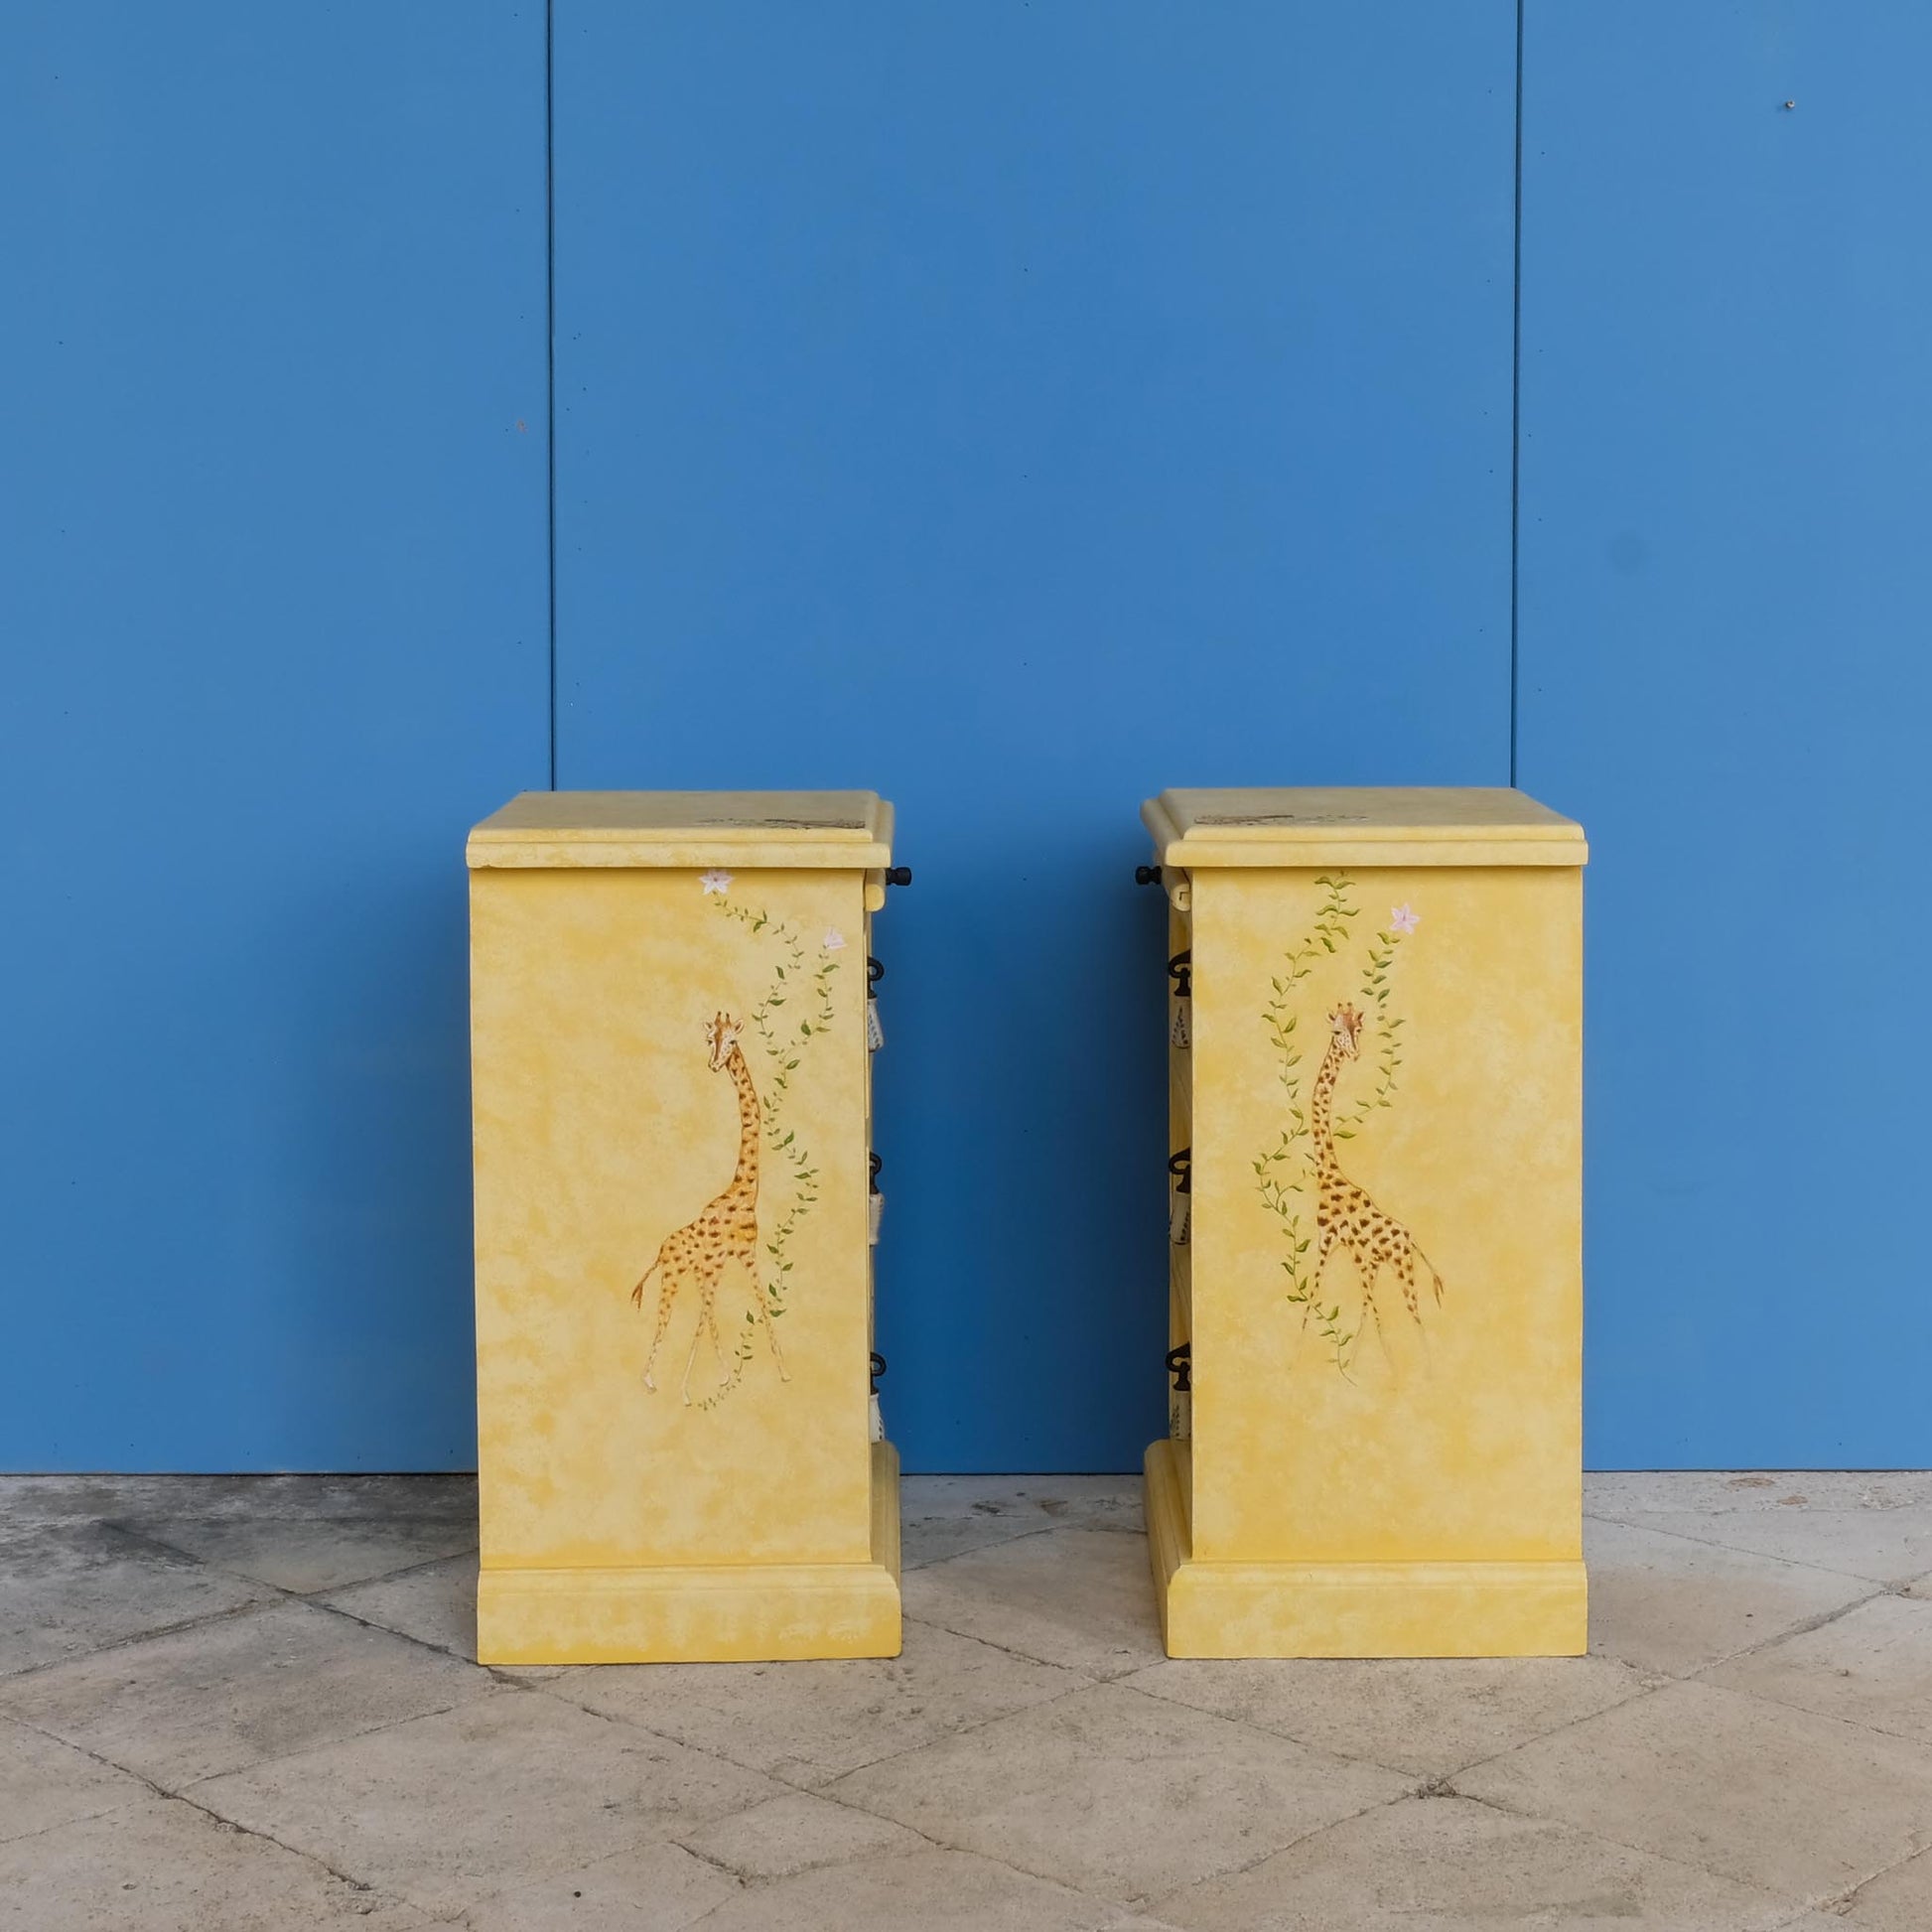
[1310,1021,1440,1336]
[635,1038,786,1402]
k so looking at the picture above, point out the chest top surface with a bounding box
[1144,787,1586,869]
[468,790,893,871]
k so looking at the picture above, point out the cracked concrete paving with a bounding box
[2,1472,1931,1928]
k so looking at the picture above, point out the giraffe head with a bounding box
[705,1012,743,1071]
[1328,1004,1365,1059]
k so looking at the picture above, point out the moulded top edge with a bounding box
[467,790,893,869]
[1143,787,1586,867]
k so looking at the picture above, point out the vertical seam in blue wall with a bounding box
[545,0,559,789]
[1508,0,1524,787]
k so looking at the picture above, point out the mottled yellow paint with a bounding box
[1143,788,1587,1658]
[468,792,900,1663]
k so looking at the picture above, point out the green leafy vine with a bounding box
[1334,919,1410,1137]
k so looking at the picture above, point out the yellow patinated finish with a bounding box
[468,791,900,1663]
[1143,787,1587,1658]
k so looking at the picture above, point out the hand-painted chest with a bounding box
[1142,787,1588,1658]
[468,790,902,1662]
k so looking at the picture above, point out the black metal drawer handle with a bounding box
[1168,949,1191,997]
[1168,1149,1191,1194]
[1166,1343,1191,1392]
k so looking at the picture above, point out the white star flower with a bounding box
[700,870,733,896]
[822,928,847,952]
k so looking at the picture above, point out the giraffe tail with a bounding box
[1414,1244,1445,1306]
[628,1257,661,1309]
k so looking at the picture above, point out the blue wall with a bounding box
[551,1,1517,1471]
[1,5,548,1468]
[1518,4,1932,1464]
[2,3,1925,1469]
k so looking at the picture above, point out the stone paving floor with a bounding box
[4,1474,1932,1929]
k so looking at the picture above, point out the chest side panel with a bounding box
[472,866,872,1567]
[1191,866,1582,1565]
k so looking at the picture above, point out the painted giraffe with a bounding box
[1310,1003,1444,1351]
[630,1012,789,1403]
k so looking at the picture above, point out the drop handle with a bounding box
[869,1151,883,1194]
[1168,949,1192,997]
[870,1351,888,1390]
[867,956,885,992]
[1166,1343,1191,1393]
[1168,1149,1191,1194]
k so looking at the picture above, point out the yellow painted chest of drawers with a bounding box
[468,791,901,1662]
[1142,787,1588,1658]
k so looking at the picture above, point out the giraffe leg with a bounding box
[679,1285,713,1406]
[1310,1223,1340,1328]
[642,1260,683,1394]
[702,1282,732,1390]
[1393,1244,1423,1325]
[1389,1241,1433,1370]
[1354,1247,1393,1367]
